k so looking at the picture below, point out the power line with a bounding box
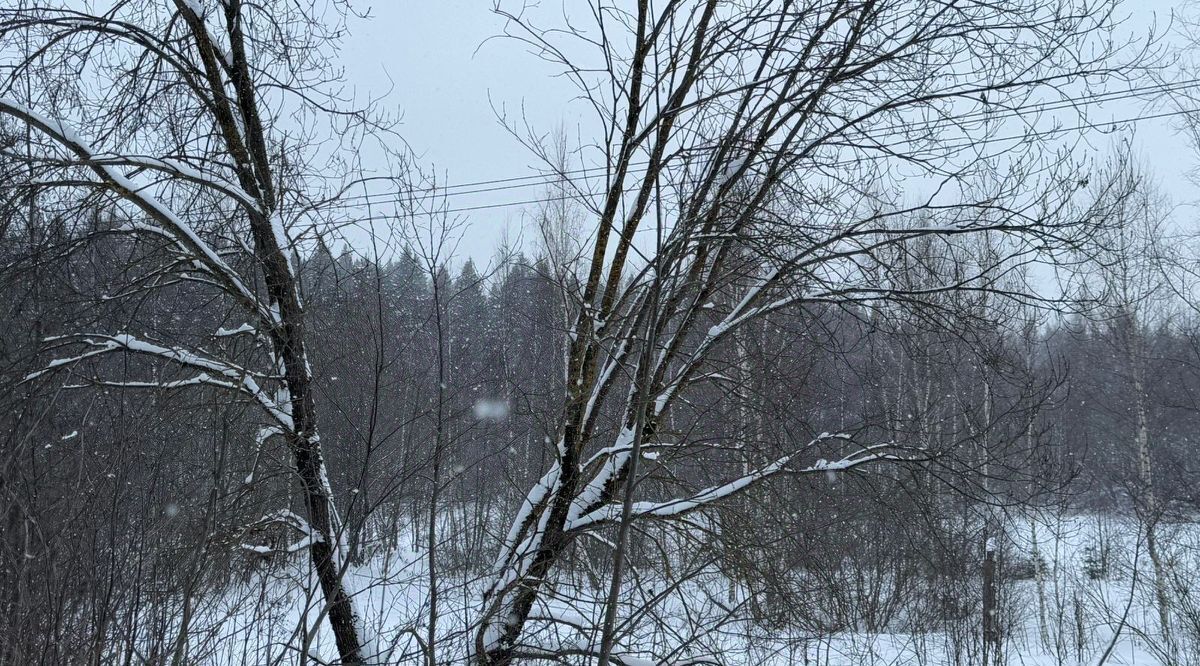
[317,75,1200,210]
[326,104,1200,220]
[29,77,1200,221]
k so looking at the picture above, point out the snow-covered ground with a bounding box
[140,513,1200,664]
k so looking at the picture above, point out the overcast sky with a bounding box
[336,0,1200,265]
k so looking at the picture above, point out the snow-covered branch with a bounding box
[567,437,897,530]
[238,508,326,555]
[0,98,271,323]
[25,333,292,429]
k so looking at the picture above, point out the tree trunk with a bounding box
[1132,343,1173,658]
[294,441,363,663]
[982,536,1000,666]
[253,207,365,663]
[1032,520,1050,649]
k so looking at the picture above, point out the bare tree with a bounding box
[1069,155,1179,658]
[475,1,1143,663]
[0,2,407,662]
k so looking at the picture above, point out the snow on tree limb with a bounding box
[483,462,565,604]
[24,333,293,429]
[568,439,898,530]
[59,153,258,210]
[238,508,326,555]
[0,97,271,323]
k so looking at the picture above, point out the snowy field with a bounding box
[122,512,1200,665]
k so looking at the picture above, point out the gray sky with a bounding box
[339,1,577,264]
[338,0,1200,265]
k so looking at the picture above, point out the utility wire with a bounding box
[311,76,1200,210]
[315,103,1200,218]
[26,77,1200,221]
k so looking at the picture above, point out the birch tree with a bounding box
[1075,158,1178,656]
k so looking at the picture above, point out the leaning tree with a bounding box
[0,1,407,662]
[474,1,1146,663]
